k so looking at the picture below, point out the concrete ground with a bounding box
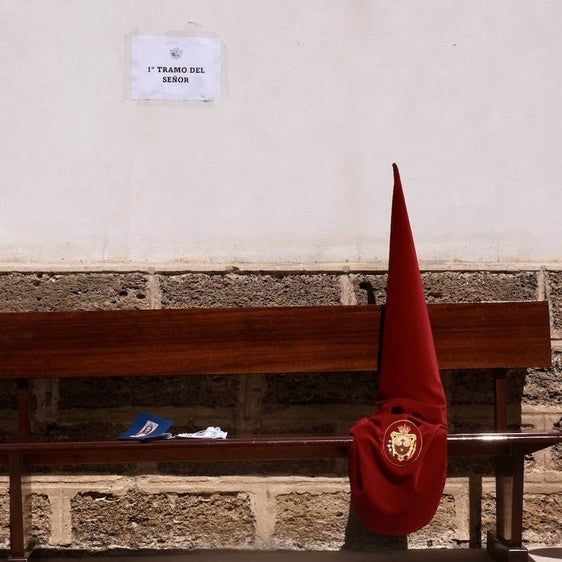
[18,548,562,562]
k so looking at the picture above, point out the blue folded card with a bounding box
[117,412,173,441]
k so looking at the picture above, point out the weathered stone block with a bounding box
[422,271,538,303]
[481,492,496,545]
[254,415,337,436]
[3,493,53,547]
[31,494,51,547]
[444,370,495,406]
[444,369,526,407]
[158,273,341,308]
[0,273,150,312]
[482,490,562,547]
[264,372,377,406]
[0,491,9,547]
[0,380,17,410]
[157,458,342,478]
[546,271,562,332]
[33,418,126,443]
[551,443,562,471]
[350,274,387,305]
[71,490,255,550]
[352,271,538,305]
[447,457,495,478]
[523,351,562,406]
[0,379,17,441]
[58,374,239,410]
[408,495,459,549]
[523,493,562,545]
[272,491,349,549]
[551,417,562,470]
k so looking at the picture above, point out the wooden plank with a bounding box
[0,433,560,466]
[429,301,551,370]
[7,453,29,560]
[0,301,551,379]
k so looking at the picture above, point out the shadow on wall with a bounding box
[343,505,408,551]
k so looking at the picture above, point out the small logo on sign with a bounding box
[383,420,422,466]
[170,47,183,59]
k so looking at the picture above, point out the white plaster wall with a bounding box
[1,1,561,267]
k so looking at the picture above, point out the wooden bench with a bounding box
[0,301,560,561]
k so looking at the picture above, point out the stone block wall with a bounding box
[0,268,560,554]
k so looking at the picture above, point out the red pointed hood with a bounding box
[377,164,447,426]
[348,164,448,535]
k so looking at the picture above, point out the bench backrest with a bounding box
[0,301,551,378]
[0,301,552,441]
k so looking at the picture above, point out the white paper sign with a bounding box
[131,36,221,101]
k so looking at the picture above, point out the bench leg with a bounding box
[8,453,32,562]
[487,452,528,562]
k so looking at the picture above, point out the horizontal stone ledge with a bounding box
[0,261,559,273]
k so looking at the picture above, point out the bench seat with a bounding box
[1,432,561,466]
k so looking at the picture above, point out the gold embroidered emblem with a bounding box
[383,419,423,466]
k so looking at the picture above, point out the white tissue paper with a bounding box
[176,426,228,439]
